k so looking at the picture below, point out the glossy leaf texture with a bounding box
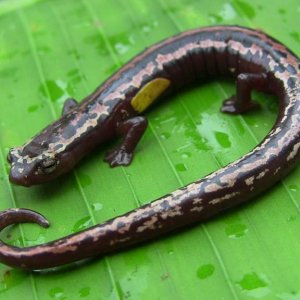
[0,0,299,299]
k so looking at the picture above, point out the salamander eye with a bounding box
[39,158,58,174]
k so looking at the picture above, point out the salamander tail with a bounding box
[0,208,50,231]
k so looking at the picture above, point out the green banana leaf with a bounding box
[0,0,299,299]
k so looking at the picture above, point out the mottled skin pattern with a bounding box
[1,25,300,270]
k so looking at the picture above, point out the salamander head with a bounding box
[7,97,114,186]
[9,149,58,187]
[7,144,75,187]
[7,123,78,187]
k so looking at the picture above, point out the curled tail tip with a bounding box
[0,208,50,231]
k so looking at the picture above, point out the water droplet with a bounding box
[237,272,268,290]
[180,5,202,23]
[219,3,237,20]
[278,8,286,14]
[25,232,47,247]
[225,223,248,238]
[290,32,300,43]
[27,104,40,113]
[160,132,171,139]
[49,287,66,299]
[235,0,256,19]
[72,216,93,233]
[142,25,151,33]
[79,287,91,297]
[0,269,26,292]
[115,42,129,55]
[180,152,191,159]
[39,80,61,100]
[214,131,231,148]
[66,68,83,84]
[175,163,187,172]
[140,20,159,34]
[287,215,297,222]
[39,79,73,103]
[195,113,231,150]
[289,184,299,192]
[77,171,92,187]
[153,20,159,27]
[91,202,103,211]
[67,69,80,77]
[208,13,223,23]
[196,264,215,280]
[83,34,108,56]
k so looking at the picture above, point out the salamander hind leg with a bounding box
[221,73,268,115]
[104,116,148,167]
[62,98,78,115]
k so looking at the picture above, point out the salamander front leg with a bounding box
[105,116,148,167]
[62,98,78,116]
[221,73,268,114]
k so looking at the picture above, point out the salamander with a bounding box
[1,25,300,270]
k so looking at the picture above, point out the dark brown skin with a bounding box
[1,25,300,270]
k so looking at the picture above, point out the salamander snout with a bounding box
[9,167,31,187]
[7,148,32,187]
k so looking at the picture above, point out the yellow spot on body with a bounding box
[131,78,170,113]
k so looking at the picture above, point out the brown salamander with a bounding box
[2,25,300,270]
